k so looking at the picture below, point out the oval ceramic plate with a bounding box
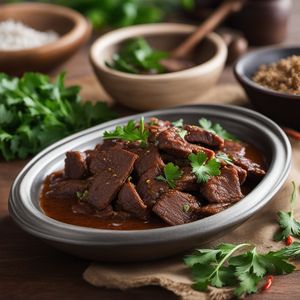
[9,105,291,262]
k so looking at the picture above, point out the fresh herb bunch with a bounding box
[274,181,300,242]
[103,117,149,147]
[199,118,237,140]
[106,38,169,74]
[185,242,300,297]
[156,162,183,189]
[0,72,116,160]
[188,152,221,183]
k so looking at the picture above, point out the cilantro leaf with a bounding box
[274,181,300,241]
[172,119,184,127]
[188,152,221,183]
[199,118,237,140]
[103,117,149,146]
[106,37,169,74]
[172,118,187,139]
[185,242,298,297]
[156,162,182,189]
[0,72,116,161]
[215,152,233,165]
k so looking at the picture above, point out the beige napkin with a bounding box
[83,84,300,299]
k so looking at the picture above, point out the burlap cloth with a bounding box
[83,84,300,299]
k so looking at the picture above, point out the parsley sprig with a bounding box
[185,242,300,297]
[156,162,182,189]
[0,72,116,160]
[199,118,236,140]
[274,181,300,242]
[103,117,149,147]
[188,152,221,183]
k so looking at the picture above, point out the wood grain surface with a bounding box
[1,3,300,300]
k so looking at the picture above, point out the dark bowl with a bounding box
[8,105,291,262]
[234,47,300,130]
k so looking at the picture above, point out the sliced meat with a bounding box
[157,127,214,159]
[221,140,246,157]
[46,180,88,200]
[175,167,198,192]
[116,182,148,220]
[95,139,125,151]
[64,151,87,179]
[136,167,169,207]
[147,118,171,143]
[161,153,190,167]
[152,190,200,226]
[197,203,232,216]
[184,125,224,148]
[232,156,266,178]
[231,164,247,185]
[201,166,244,203]
[87,148,138,210]
[134,145,164,177]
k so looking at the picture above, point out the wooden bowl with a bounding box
[90,24,227,111]
[0,3,91,74]
[234,46,300,130]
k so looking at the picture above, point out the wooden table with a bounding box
[1,4,300,300]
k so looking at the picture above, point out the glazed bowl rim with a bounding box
[0,2,91,55]
[90,23,227,80]
[234,45,300,100]
[9,104,291,246]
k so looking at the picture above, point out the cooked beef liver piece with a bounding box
[116,182,148,220]
[197,203,232,216]
[184,125,224,148]
[232,156,266,178]
[147,118,171,143]
[46,180,88,200]
[201,166,244,203]
[157,127,214,159]
[221,140,246,157]
[134,145,165,177]
[153,190,200,226]
[64,151,87,179]
[175,167,198,192]
[87,148,138,210]
[136,167,169,207]
[232,164,247,185]
[161,154,190,167]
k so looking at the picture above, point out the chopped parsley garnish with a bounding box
[106,38,169,74]
[182,203,190,213]
[188,152,221,183]
[185,242,299,297]
[156,162,183,189]
[199,118,237,140]
[103,117,149,147]
[215,152,233,165]
[274,181,300,241]
[172,119,184,127]
[76,190,88,201]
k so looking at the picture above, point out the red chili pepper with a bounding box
[286,235,293,246]
[283,127,300,140]
[261,276,273,291]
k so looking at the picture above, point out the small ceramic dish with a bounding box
[234,46,300,130]
[0,2,91,74]
[9,105,291,262]
[90,23,227,111]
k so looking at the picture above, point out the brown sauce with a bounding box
[40,143,266,231]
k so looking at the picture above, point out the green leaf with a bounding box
[188,152,221,183]
[103,117,149,146]
[156,162,182,189]
[215,152,233,165]
[106,37,169,74]
[198,118,237,140]
[274,181,300,241]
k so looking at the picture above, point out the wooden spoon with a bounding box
[161,0,243,73]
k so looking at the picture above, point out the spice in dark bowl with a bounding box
[234,47,300,130]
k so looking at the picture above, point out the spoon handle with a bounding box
[172,0,243,58]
